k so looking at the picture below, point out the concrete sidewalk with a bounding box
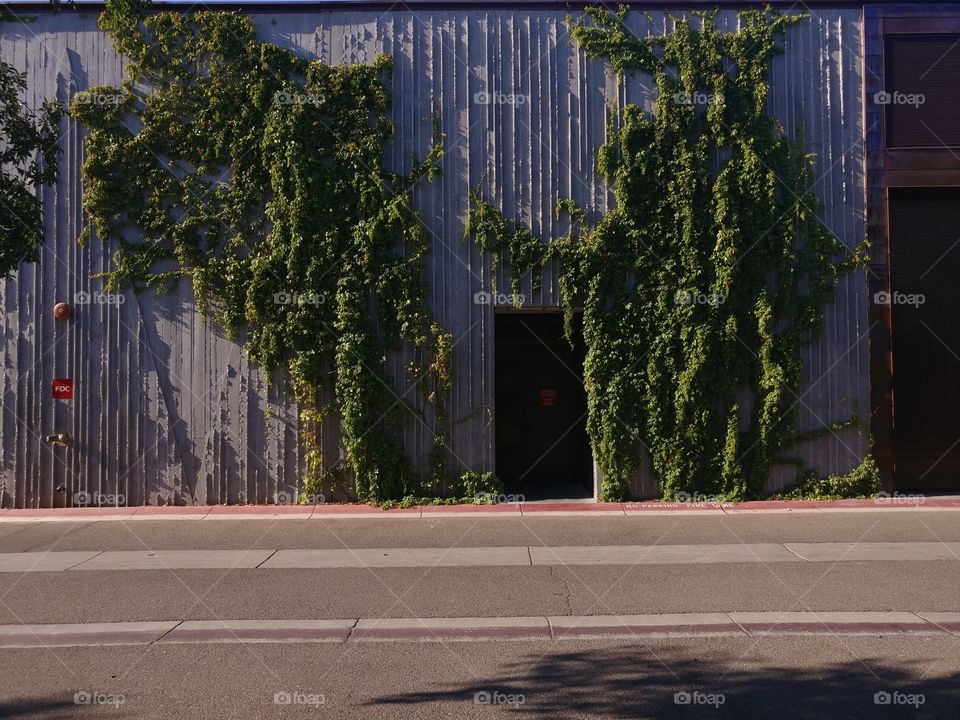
[2,508,958,719]
[1,541,959,572]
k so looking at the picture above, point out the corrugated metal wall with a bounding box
[0,7,867,506]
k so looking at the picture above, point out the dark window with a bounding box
[884,35,960,148]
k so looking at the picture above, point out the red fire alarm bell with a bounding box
[52,379,74,400]
[53,302,71,320]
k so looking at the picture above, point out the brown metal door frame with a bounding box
[865,4,960,491]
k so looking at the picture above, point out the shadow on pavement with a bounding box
[366,644,960,719]
[0,697,93,719]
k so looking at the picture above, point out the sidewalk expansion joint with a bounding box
[152,620,185,644]
[781,544,809,561]
[255,550,278,569]
[62,551,103,572]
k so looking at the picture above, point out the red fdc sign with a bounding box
[52,379,74,400]
[538,389,557,407]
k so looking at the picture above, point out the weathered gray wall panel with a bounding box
[0,7,867,506]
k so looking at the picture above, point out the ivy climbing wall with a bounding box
[0,7,866,507]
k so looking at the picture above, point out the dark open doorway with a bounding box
[888,187,960,491]
[494,311,593,500]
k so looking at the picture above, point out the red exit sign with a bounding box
[538,388,557,407]
[52,379,74,400]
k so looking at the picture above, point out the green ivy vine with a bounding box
[70,2,874,504]
[71,5,463,502]
[0,58,62,276]
[467,6,869,501]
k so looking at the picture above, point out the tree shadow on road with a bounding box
[0,698,87,719]
[366,642,960,719]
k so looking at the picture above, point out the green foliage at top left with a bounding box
[71,7,451,501]
[0,60,63,276]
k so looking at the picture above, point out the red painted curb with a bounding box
[0,507,135,517]
[522,503,624,513]
[815,498,960,509]
[925,621,960,633]
[813,499,887,507]
[159,628,350,643]
[2,618,950,648]
[131,506,211,516]
[2,497,959,519]
[419,504,521,513]
[722,501,813,511]
[0,630,166,647]
[921,498,960,507]
[350,626,552,641]
[207,505,313,516]
[738,622,933,635]
[624,502,731,512]
[311,505,420,515]
[551,623,741,638]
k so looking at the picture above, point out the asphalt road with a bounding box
[1,637,958,719]
[1,562,959,625]
[0,511,958,718]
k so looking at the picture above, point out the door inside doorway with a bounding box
[494,312,593,500]
[889,187,960,491]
